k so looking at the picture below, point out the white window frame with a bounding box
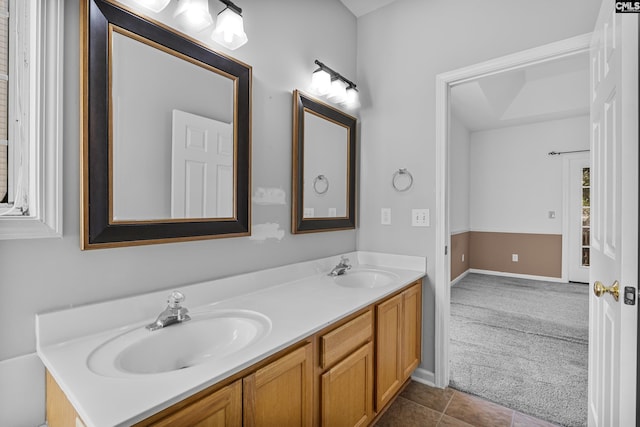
[0,0,63,239]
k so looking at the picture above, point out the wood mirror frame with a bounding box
[292,90,357,234]
[81,0,251,249]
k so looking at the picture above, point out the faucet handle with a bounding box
[340,255,351,267]
[167,291,185,308]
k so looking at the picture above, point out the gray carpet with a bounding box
[449,273,589,427]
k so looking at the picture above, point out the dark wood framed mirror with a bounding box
[81,0,251,249]
[292,90,357,234]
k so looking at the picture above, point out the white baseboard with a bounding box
[450,269,469,286]
[0,353,45,427]
[450,229,470,236]
[411,368,437,387]
[469,268,566,283]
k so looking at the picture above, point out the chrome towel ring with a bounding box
[313,174,329,194]
[392,168,413,192]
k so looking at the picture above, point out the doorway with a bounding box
[442,42,591,425]
[433,33,592,389]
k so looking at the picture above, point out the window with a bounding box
[581,167,590,267]
[0,0,63,239]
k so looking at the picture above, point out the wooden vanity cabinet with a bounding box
[134,344,313,427]
[144,380,242,427]
[46,280,422,427]
[375,281,422,411]
[400,283,422,379]
[243,343,313,426]
[318,310,374,427]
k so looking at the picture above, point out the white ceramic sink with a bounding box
[333,269,398,289]
[87,310,271,377]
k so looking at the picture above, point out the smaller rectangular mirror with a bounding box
[292,90,356,233]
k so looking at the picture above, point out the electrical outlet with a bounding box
[381,208,391,225]
[512,254,519,262]
[411,209,430,227]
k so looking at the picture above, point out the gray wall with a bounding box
[0,0,356,425]
[356,0,600,373]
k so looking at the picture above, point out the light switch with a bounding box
[411,209,429,227]
[381,208,391,225]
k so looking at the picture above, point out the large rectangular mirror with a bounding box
[292,90,356,233]
[81,0,251,249]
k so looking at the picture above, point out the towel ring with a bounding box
[313,174,329,195]
[392,168,413,192]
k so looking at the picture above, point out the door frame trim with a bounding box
[434,32,592,388]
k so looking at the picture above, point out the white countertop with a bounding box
[36,251,426,427]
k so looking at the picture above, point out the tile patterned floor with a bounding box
[374,381,560,427]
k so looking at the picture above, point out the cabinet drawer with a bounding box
[320,310,372,369]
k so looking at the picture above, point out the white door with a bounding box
[568,155,590,283]
[587,2,638,426]
[171,110,234,218]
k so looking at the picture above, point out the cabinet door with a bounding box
[375,293,403,410]
[401,283,422,379]
[321,342,373,427]
[149,380,241,427]
[243,343,313,427]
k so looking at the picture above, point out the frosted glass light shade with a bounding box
[310,69,331,95]
[328,79,347,103]
[344,86,360,108]
[211,7,248,50]
[133,0,171,13]
[174,0,213,32]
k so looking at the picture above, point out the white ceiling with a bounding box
[339,0,397,17]
[451,53,590,132]
[338,1,589,132]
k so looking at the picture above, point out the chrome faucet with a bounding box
[146,291,191,331]
[329,256,352,276]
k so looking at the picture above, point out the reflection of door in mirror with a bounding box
[302,111,348,219]
[171,110,233,218]
[110,27,235,222]
[171,110,234,219]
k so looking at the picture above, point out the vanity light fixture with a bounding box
[133,0,171,13]
[211,0,248,50]
[310,60,359,109]
[174,0,213,32]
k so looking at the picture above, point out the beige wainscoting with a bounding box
[469,231,562,278]
[450,231,563,282]
[450,232,470,282]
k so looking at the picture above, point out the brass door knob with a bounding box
[594,280,620,301]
